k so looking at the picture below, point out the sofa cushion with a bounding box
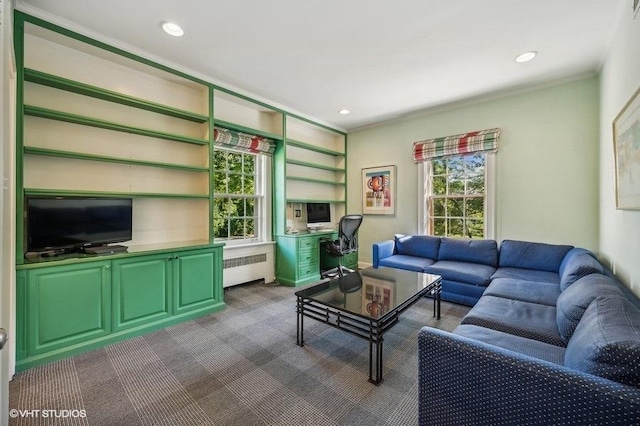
[378,255,435,272]
[556,274,624,343]
[559,252,604,291]
[425,260,495,286]
[453,324,565,365]
[491,267,560,284]
[558,247,598,277]
[499,239,573,273]
[565,295,640,387]
[461,295,564,346]
[440,279,486,306]
[437,237,498,267]
[483,278,561,306]
[394,234,441,260]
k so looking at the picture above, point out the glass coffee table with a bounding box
[295,266,441,384]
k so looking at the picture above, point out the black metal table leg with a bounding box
[368,322,384,385]
[433,288,436,318]
[296,296,304,346]
[436,282,441,320]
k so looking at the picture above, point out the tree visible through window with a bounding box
[428,153,486,238]
[213,149,260,241]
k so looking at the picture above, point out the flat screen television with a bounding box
[26,196,133,254]
[306,202,331,229]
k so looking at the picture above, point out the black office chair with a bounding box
[321,214,363,278]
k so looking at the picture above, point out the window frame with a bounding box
[212,147,272,246]
[418,153,495,239]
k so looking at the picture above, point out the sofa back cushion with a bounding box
[565,295,640,387]
[558,247,598,277]
[557,274,624,343]
[559,252,604,291]
[498,239,573,273]
[437,237,498,267]
[394,234,440,260]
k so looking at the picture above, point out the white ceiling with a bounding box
[17,0,628,131]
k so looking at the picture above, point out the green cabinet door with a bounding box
[15,271,27,361]
[28,261,111,355]
[112,254,172,332]
[173,248,222,315]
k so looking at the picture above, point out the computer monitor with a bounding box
[306,202,331,230]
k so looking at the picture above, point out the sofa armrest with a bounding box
[418,327,640,426]
[372,239,395,268]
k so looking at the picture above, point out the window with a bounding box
[422,153,494,239]
[213,148,269,243]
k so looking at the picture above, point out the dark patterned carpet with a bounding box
[9,280,468,425]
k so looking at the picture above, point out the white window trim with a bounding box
[214,153,272,247]
[418,153,496,239]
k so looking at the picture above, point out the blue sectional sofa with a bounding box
[379,236,640,424]
[418,271,640,424]
[373,235,592,306]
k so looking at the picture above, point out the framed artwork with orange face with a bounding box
[362,165,396,215]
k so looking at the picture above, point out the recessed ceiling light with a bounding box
[339,109,350,115]
[161,22,184,37]
[515,51,538,63]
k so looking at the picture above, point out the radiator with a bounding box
[222,244,275,288]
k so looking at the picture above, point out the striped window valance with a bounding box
[213,126,276,155]
[412,128,500,162]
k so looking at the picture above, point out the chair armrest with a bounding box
[418,327,640,425]
[372,239,395,268]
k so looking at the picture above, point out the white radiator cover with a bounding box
[222,243,275,288]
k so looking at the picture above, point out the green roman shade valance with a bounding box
[213,126,276,155]
[412,128,500,162]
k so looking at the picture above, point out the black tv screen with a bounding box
[306,202,331,223]
[26,196,133,253]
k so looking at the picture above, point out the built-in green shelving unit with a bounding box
[24,68,209,123]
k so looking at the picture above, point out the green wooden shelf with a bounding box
[213,119,283,141]
[286,139,344,157]
[24,105,209,146]
[286,159,345,172]
[24,68,209,123]
[24,146,209,173]
[24,188,210,200]
[287,176,345,186]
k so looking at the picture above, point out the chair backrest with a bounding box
[338,214,363,254]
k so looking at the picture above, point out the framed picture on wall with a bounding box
[613,87,640,210]
[362,165,396,215]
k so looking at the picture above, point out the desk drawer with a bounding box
[297,237,317,250]
[342,251,358,269]
[298,263,318,279]
[298,248,318,265]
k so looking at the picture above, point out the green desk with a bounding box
[275,231,358,287]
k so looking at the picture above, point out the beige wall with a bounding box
[347,77,600,265]
[599,9,640,296]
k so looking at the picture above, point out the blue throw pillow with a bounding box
[437,237,498,267]
[559,252,604,291]
[499,239,573,273]
[565,295,640,387]
[394,234,440,260]
[556,274,623,343]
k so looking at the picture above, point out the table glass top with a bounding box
[295,267,441,319]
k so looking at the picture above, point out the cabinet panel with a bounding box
[112,255,171,332]
[174,249,221,314]
[28,262,111,355]
[16,271,27,361]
